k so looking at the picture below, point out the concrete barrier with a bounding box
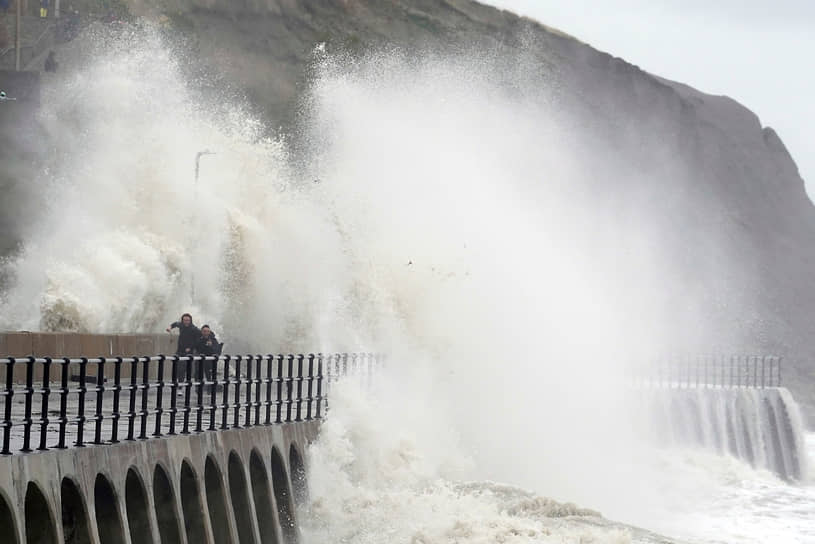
[0,332,183,383]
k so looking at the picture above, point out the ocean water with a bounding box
[1,23,812,543]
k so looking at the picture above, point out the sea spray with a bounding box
[302,379,646,544]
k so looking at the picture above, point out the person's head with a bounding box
[181,313,193,326]
[201,325,211,337]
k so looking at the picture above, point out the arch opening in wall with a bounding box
[126,468,154,544]
[272,446,298,543]
[61,477,92,544]
[94,474,125,544]
[180,460,208,544]
[250,449,279,544]
[153,464,183,544]
[0,490,18,544]
[205,456,232,544]
[25,481,57,544]
[289,444,308,507]
[228,451,258,544]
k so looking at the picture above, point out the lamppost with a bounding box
[15,0,20,71]
[195,150,216,187]
[191,150,215,303]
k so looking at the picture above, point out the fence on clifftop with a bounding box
[0,353,381,455]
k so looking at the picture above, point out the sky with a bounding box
[486,0,815,197]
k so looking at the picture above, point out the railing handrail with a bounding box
[0,352,382,456]
[630,354,783,389]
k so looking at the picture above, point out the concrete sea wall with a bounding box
[0,419,315,543]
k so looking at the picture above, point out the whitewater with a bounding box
[1,24,813,543]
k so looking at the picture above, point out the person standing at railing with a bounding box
[39,0,47,18]
[166,313,200,356]
[195,325,222,357]
[195,325,223,383]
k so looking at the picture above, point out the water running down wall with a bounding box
[637,386,808,481]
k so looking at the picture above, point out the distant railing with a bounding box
[632,355,782,389]
[0,353,381,455]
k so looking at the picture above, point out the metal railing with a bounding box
[0,15,54,70]
[0,353,380,455]
[632,355,782,389]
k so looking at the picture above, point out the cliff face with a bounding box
[8,1,815,415]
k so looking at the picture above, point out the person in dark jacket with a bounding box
[195,325,222,356]
[195,325,222,382]
[166,313,200,356]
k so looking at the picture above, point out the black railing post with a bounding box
[342,353,348,377]
[752,356,758,388]
[139,357,150,440]
[295,354,304,422]
[264,355,273,425]
[306,354,315,420]
[154,355,166,437]
[110,357,122,444]
[37,357,52,451]
[125,357,139,440]
[21,356,35,452]
[254,355,262,426]
[93,357,106,445]
[315,353,324,419]
[196,356,204,433]
[221,356,231,430]
[76,357,88,447]
[56,358,69,449]
[244,356,253,427]
[233,356,243,428]
[1,358,13,455]
[168,356,179,435]
[126,357,138,441]
[760,356,766,389]
[209,356,219,431]
[275,355,284,424]
[286,355,294,423]
[182,356,192,435]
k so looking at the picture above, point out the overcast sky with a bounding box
[487,0,815,197]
